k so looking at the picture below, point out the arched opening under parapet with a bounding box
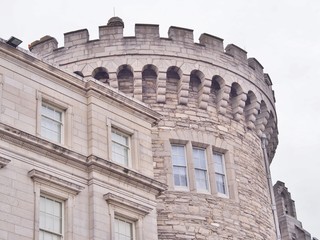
[117,64,134,97]
[74,71,84,78]
[209,75,224,108]
[255,100,269,135]
[211,76,221,92]
[166,66,181,103]
[244,91,258,129]
[229,82,242,99]
[189,70,204,107]
[267,111,278,160]
[142,64,158,103]
[92,67,109,84]
[265,110,275,137]
[228,82,243,118]
[258,100,267,116]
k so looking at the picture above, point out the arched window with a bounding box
[92,67,109,84]
[209,75,224,107]
[142,64,158,103]
[117,65,134,96]
[189,70,204,107]
[229,82,242,99]
[166,66,181,103]
[244,91,258,129]
[228,82,244,120]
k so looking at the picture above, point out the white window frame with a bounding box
[171,144,189,190]
[193,147,209,192]
[213,152,228,196]
[114,215,135,240]
[39,194,64,240]
[36,91,72,147]
[168,139,233,198]
[104,193,152,240]
[29,169,84,240]
[41,102,64,144]
[111,127,131,167]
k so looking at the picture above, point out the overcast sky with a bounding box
[1,0,319,238]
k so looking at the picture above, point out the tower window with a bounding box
[213,153,228,195]
[193,148,209,191]
[171,145,188,188]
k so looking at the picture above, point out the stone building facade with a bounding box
[273,181,317,240]
[0,17,280,239]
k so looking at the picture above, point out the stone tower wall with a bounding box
[30,18,279,239]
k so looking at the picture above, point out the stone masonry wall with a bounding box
[29,17,279,239]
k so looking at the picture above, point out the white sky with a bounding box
[1,0,319,238]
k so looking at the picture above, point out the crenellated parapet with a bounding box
[29,16,278,161]
[29,18,264,84]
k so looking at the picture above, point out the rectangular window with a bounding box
[39,195,63,240]
[41,103,63,143]
[114,217,134,240]
[193,148,209,191]
[171,145,188,188]
[213,153,227,195]
[112,128,130,166]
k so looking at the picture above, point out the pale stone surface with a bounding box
[0,17,281,240]
[274,181,313,240]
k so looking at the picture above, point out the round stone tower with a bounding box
[29,17,279,240]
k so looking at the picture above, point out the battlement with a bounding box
[28,17,268,81]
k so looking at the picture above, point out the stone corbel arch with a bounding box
[188,70,208,109]
[229,82,247,121]
[255,100,270,137]
[178,74,189,105]
[211,75,229,115]
[141,64,158,103]
[157,71,167,103]
[244,91,259,129]
[109,71,118,89]
[117,64,134,97]
[198,76,211,110]
[133,71,143,101]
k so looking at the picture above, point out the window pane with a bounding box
[40,196,62,239]
[112,143,129,165]
[213,153,224,174]
[173,166,187,186]
[41,104,62,143]
[195,169,208,190]
[172,145,188,187]
[193,148,206,169]
[112,131,128,146]
[216,173,226,194]
[112,129,130,166]
[53,201,61,217]
[46,215,54,231]
[53,216,61,233]
[46,198,54,215]
[172,145,186,166]
[193,148,208,190]
[40,196,46,211]
[39,212,46,229]
[115,218,133,240]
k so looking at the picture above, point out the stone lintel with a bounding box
[28,169,85,194]
[104,192,153,216]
